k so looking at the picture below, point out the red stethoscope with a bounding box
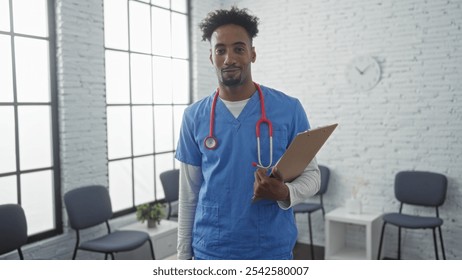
[203,82,273,168]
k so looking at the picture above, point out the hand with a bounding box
[253,167,290,202]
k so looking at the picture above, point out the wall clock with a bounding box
[345,55,381,91]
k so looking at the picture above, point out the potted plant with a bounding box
[136,202,166,228]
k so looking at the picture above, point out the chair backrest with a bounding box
[395,171,447,207]
[317,165,330,195]
[0,204,28,256]
[64,185,113,230]
[160,169,179,203]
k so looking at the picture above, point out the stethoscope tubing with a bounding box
[204,82,273,168]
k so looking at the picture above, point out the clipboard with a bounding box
[272,123,338,182]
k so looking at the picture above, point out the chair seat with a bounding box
[80,230,150,253]
[293,203,322,214]
[383,213,443,229]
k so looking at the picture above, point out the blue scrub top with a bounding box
[175,85,310,260]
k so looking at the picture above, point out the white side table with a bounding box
[325,207,382,260]
[116,219,178,260]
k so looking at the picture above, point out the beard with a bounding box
[221,77,241,87]
[220,70,243,87]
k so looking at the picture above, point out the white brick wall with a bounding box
[190,0,223,98]
[56,0,108,196]
[193,0,462,259]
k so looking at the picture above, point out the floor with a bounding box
[163,243,324,260]
[293,242,325,260]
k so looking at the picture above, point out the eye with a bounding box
[215,48,225,55]
[235,47,245,53]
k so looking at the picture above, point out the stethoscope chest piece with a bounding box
[204,136,218,150]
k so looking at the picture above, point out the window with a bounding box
[104,0,190,214]
[0,0,61,241]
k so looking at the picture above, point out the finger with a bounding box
[271,167,284,181]
[254,169,259,183]
[255,168,267,182]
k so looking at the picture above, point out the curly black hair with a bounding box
[199,6,260,42]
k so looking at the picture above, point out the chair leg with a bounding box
[308,213,314,260]
[438,227,446,260]
[432,228,439,260]
[147,238,156,260]
[377,222,386,260]
[167,202,172,220]
[105,253,108,260]
[72,232,80,260]
[71,244,80,260]
[397,227,401,260]
[109,252,115,260]
[18,248,24,260]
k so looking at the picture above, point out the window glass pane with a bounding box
[155,152,174,200]
[172,59,189,104]
[109,159,133,212]
[132,106,153,155]
[131,53,153,104]
[18,106,52,170]
[171,0,187,13]
[152,56,172,104]
[129,1,151,53]
[0,107,16,173]
[0,0,10,32]
[15,37,50,103]
[152,0,169,9]
[107,106,132,159]
[21,170,54,235]
[154,106,173,152]
[134,156,154,205]
[0,35,14,102]
[0,175,17,205]
[173,105,186,150]
[105,0,190,215]
[151,7,171,56]
[103,0,128,50]
[105,50,130,104]
[171,13,188,59]
[12,0,48,37]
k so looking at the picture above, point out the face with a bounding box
[209,24,256,87]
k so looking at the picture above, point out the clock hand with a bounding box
[361,64,372,73]
[355,66,364,75]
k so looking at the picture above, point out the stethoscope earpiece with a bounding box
[204,82,273,168]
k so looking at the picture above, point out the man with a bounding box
[175,6,320,260]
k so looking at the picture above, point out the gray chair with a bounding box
[377,171,448,260]
[64,185,155,260]
[292,165,330,259]
[0,204,28,259]
[160,169,179,220]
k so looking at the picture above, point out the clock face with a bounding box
[345,55,381,91]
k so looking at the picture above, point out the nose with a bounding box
[224,51,236,65]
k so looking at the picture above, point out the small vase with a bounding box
[346,198,362,214]
[147,219,158,228]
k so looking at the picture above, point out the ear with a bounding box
[209,49,214,65]
[251,47,256,63]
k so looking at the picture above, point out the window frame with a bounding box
[103,0,191,217]
[0,0,62,242]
